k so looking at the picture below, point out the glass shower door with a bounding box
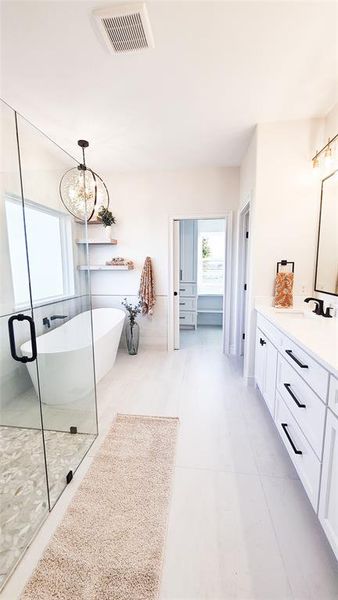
[16,113,98,508]
[0,101,49,589]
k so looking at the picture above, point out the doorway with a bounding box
[169,214,232,353]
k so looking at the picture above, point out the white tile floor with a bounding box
[1,328,338,599]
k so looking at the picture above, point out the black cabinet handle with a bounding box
[281,423,302,455]
[180,316,185,320]
[285,349,308,369]
[179,302,185,306]
[180,288,186,292]
[260,337,266,346]
[8,314,37,363]
[174,291,178,296]
[284,383,306,408]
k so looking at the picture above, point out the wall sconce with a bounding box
[59,140,109,222]
[312,135,337,176]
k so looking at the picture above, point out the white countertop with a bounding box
[256,306,338,377]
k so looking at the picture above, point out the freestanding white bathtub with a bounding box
[21,308,125,405]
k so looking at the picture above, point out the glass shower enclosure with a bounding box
[0,99,98,589]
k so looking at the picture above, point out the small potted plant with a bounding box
[122,298,142,355]
[97,205,116,240]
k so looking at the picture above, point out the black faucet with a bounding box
[43,317,50,329]
[50,315,67,321]
[304,297,333,318]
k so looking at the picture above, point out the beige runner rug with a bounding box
[21,414,179,600]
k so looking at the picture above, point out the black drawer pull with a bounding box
[285,349,308,369]
[180,316,185,320]
[281,423,302,455]
[284,383,306,408]
[180,288,186,292]
[179,302,185,306]
[260,337,266,346]
[8,314,37,363]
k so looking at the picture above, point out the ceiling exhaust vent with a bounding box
[93,3,154,54]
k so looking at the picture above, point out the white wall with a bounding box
[240,118,324,382]
[324,102,338,141]
[89,167,239,348]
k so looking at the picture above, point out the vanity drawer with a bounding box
[328,375,338,418]
[277,356,326,458]
[256,313,283,349]
[281,336,329,401]
[276,392,321,510]
[179,297,197,311]
[179,283,197,297]
[179,311,196,325]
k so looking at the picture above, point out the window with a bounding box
[6,197,75,307]
[197,227,225,295]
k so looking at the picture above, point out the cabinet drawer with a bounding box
[277,356,326,458]
[179,283,197,297]
[276,392,321,510]
[179,297,197,311]
[179,311,196,325]
[328,375,338,418]
[256,313,284,349]
[281,336,329,401]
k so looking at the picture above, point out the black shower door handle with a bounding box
[8,314,37,363]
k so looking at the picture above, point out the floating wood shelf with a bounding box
[76,239,117,245]
[78,265,133,271]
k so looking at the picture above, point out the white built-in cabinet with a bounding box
[180,220,197,282]
[179,221,197,328]
[255,312,338,560]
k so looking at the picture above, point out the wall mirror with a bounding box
[315,170,338,296]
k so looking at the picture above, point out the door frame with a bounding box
[168,211,233,353]
[235,198,251,357]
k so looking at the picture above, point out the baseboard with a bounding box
[244,375,255,387]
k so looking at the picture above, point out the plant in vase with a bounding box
[122,298,142,355]
[97,205,116,240]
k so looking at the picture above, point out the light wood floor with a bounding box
[2,331,338,599]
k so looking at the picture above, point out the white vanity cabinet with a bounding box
[319,407,338,560]
[254,309,338,559]
[255,329,277,418]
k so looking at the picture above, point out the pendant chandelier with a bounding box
[59,140,109,222]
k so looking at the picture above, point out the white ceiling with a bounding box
[1,1,337,172]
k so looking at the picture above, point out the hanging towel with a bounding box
[274,272,294,308]
[139,257,155,315]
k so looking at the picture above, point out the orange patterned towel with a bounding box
[139,256,155,315]
[274,272,294,308]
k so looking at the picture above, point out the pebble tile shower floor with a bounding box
[0,427,94,588]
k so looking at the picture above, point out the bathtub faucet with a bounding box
[43,317,50,329]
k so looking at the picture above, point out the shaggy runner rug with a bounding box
[21,414,179,600]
